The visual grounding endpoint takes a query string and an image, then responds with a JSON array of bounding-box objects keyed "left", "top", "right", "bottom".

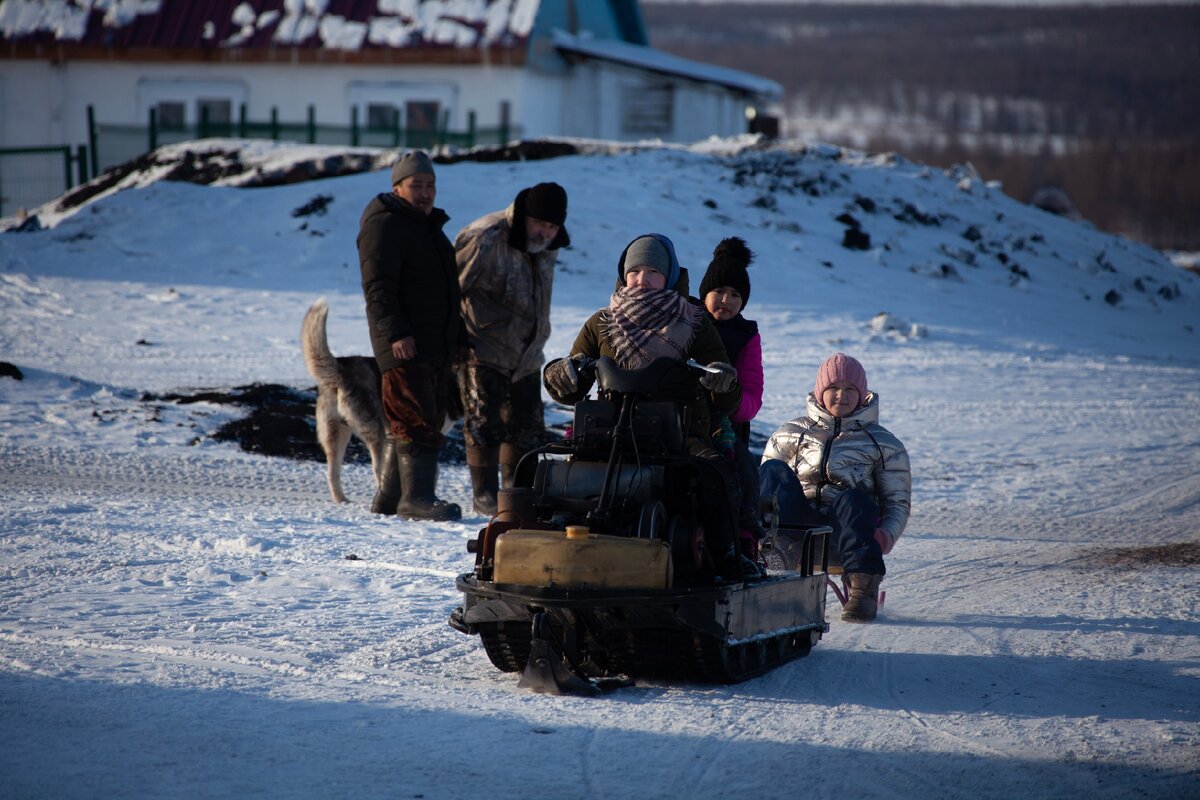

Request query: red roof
[{"left": 0, "top": 1, "right": 535, "bottom": 52}]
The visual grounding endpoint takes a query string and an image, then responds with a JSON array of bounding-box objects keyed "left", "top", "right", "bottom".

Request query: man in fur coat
[{"left": 454, "top": 182, "right": 570, "bottom": 515}]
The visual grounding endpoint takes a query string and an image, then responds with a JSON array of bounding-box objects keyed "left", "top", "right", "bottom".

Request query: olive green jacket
[{"left": 548, "top": 295, "right": 739, "bottom": 440}]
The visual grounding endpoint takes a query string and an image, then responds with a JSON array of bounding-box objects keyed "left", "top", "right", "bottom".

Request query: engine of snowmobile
[{"left": 466, "top": 356, "right": 735, "bottom": 588}]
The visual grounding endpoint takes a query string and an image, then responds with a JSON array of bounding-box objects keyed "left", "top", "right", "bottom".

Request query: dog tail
[{"left": 301, "top": 298, "right": 341, "bottom": 386}]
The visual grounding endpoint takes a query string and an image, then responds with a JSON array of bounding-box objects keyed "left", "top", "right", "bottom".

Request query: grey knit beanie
[
  {"left": 623, "top": 236, "right": 672, "bottom": 277},
  {"left": 391, "top": 151, "right": 435, "bottom": 186}
]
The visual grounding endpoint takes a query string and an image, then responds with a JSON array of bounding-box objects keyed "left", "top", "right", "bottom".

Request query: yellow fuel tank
[{"left": 492, "top": 529, "right": 672, "bottom": 589}]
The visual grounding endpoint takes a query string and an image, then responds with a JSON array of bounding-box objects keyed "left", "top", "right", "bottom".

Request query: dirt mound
[
  {"left": 145, "top": 383, "right": 467, "bottom": 465},
  {"left": 1085, "top": 541, "right": 1200, "bottom": 568}
]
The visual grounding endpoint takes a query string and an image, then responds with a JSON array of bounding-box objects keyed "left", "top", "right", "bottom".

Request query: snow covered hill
[{"left": 1, "top": 137, "right": 1197, "bottom": 799}]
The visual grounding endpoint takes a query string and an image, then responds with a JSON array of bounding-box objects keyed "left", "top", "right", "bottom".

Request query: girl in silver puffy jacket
[{"left": 760, "top": 353, "right": 910, "bottom": 622}]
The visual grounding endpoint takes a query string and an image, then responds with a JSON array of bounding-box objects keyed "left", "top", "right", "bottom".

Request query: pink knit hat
[{"left": 814, "top": 353, "right": 868, "bottom": 408}]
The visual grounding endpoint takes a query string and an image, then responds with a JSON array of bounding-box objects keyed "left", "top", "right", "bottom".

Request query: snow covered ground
[{"left": 1, "top": 137, "right": 1198, "bottom": 799}]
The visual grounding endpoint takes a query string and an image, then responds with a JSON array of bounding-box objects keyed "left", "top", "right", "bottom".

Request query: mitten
[
  {"left": 873, "top": 528, "right": 894, "bottom": 555},
  {"left": 699, "top": 361, "right": 737, "bottom": 394},
  {"left": 543, "top": 356, "right": 579, "bottom": 400}
]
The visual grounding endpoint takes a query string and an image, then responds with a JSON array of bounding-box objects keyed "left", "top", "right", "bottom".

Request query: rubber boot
[
  {"left": 500, "top": 443, "right": 524, "bottom": 489},
  {"left": 841, "top": 573, "right": 883, "bottom": 622},
  {"left": 396, "top": 445, "right": 462, "bottom": 522},
  {"left": 369, "top": 438, "right": 402, "bottom": 515},
  {"left": 466, "top": 445, "right": 500, "bottom": 517}
]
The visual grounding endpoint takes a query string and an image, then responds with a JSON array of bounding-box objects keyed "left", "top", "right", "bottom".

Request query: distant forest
[{"left": 643, "top": 2, "right": 1200, "bottom": 250}]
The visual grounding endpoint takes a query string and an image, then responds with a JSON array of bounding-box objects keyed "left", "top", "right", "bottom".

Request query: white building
[{"left": 0, "top": 1, "right": 780, "bottom": 203}]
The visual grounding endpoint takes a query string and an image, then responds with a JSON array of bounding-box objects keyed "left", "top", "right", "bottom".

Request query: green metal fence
[
  {"left": 0, "top": 144, "right": 89, "bottom": 218},
  {"left": 91, "top": 103, "right": 515, "bottom": 174},
  {"left": 1, "top": 104, "right": 512, "bottom": 218}
]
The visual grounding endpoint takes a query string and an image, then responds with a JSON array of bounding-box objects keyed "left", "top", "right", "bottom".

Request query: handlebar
[{"left": 685, "top": 358, "right": 722, "bottom": 374}]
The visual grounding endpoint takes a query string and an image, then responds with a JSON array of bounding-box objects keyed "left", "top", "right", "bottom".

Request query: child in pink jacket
[
  {"left": 699, "top": 237, "right": 763, "bottom": 445},
  {"left": 698, "top": 237, "right": 765, "bottom": 554}
]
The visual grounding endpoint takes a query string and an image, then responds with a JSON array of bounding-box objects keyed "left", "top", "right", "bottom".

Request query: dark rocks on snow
[
  {"left": 1104, "top": 289, "right": 1122, "bottom": 306},
  {"left": 1133, "top": 277, "right": 1182, "bottom": 301},
  {"left": 853, "top": 195, "right": 877, "bottom": 213},
  {"left": 726, "top": 150, "right": 843, "bottom": 198},
  {"left": 0, "top": 362, "right": 24, "bottom": 380},
  {"left": 1086, "top": 541, "right": 1200, "bottom": 568},
  {"left": 751, "top": 195, "right": 778, "bottom": 211},
  {"left": 438, "top": 140, "right": 580, "bottom": 165},
  {"left": 894, "top": 202, "right": 941, "bottom": 226},
  {"left": 49, "top": 140, "right": 586, "bottom": 220},
  {"left": 842, "top": 228, "right": 871, "bottom": 251},
  {"left": 144, "top": 383, "right": 466, "bottom": 465},
  {"left": 292, "top": 195, "right": 334, "bottom": 218},
  {"left": 54, "top": 148, "right": 249, "bottom": 213},
  {"left": 962, "top": 225, "right": 984, "bottom": 243},
  {"left": 1095, "top": 252, "right": 1118, "bottom": 273},
  {"left": 146, "top": 383, "right": 321, "bottom": 460},
  {"left": 834, "top": 211, "right": 873, "bottom": 250}
]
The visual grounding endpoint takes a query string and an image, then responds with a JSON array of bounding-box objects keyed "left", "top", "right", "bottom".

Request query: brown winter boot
[
  {"left": 841, "top": 573, "right": 883, "bottom": 623},
  {"left": 466, "top": 445, "right": 500, "bottom": 517},
  {"left": 499, "top": 443, "right": 525, "bottom": 489}
]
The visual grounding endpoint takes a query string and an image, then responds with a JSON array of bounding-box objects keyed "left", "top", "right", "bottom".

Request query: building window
[
  {"left": 156, "top": 101, "right": 186, "bottom": 130},
  {"left": 367, "top": 103, "right": 399, "bottom": 131},
  {"left": 621, "top": 82, "right": 674, "bottom": 136},
  {"left": 196, "top": 98, "right": 232, "bottom": 134},
  {"left": 405, "top": 101, "right": 440, "bottom": 132}
]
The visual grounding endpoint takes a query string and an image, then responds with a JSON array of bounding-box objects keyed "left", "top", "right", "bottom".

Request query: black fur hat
[
  {"left": 699, "top": 237, "right": 754, "bottom": 308},
  {"left": 508, "top": 183, "right": 570, "bottom": 252},
  {"left": 523, "top": 182, "right": 567, "bottom": 226}
]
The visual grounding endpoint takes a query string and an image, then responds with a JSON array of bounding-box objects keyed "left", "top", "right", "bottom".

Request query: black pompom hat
[{"left": 699, "top": 236, "right": 754, "bottom": 308}]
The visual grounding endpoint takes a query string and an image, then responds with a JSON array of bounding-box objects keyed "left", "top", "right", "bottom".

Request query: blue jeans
[{"left": 759, "top": 459, "right": 885, "bottom": 575}]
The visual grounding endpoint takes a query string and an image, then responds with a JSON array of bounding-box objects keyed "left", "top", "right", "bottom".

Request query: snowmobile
[{"left": 448, "top": 356, "right": 831, "bottom": 694}]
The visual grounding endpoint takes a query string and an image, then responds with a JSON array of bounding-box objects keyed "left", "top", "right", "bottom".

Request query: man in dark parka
[{"left": 358, "top": 150, "right": 463, "bottom": 521}]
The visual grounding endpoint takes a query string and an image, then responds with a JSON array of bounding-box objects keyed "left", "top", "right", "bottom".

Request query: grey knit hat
[
  {"left": 624, "top": 236, "right": 673, "bottom": 277},
  {"left": 391, "top": 150, "right": 435, "bottom": 186}
]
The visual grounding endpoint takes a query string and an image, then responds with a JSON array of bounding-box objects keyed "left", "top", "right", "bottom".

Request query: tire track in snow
[{"left": 1, "top": 447, "right": 319, "bottom": 504}]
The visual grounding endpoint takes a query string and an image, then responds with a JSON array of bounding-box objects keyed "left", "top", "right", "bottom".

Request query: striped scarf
[{"left": 604, "top": 287, "right": 701, "bottom": 369}]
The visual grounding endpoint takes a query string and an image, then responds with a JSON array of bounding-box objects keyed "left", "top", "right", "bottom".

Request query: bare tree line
[{"left": 644, "top": 2, "right": 1200, "bottom": 250}]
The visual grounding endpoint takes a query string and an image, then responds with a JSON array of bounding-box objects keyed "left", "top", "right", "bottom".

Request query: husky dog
[{"left": 301, "top": 298, "right": 386, "bottom": 503}]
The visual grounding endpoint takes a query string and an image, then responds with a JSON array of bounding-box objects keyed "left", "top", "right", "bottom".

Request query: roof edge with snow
[{"left": 550, "top": 29, "right": 782, "bottom": 101}]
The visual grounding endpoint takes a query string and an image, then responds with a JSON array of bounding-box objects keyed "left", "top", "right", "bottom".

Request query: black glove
[
  {"left": 544, "top": 356, "right": 581, "bottom": 399},
  {"left": 699, "top": 361, "right": 738, "bottom": 394}
]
